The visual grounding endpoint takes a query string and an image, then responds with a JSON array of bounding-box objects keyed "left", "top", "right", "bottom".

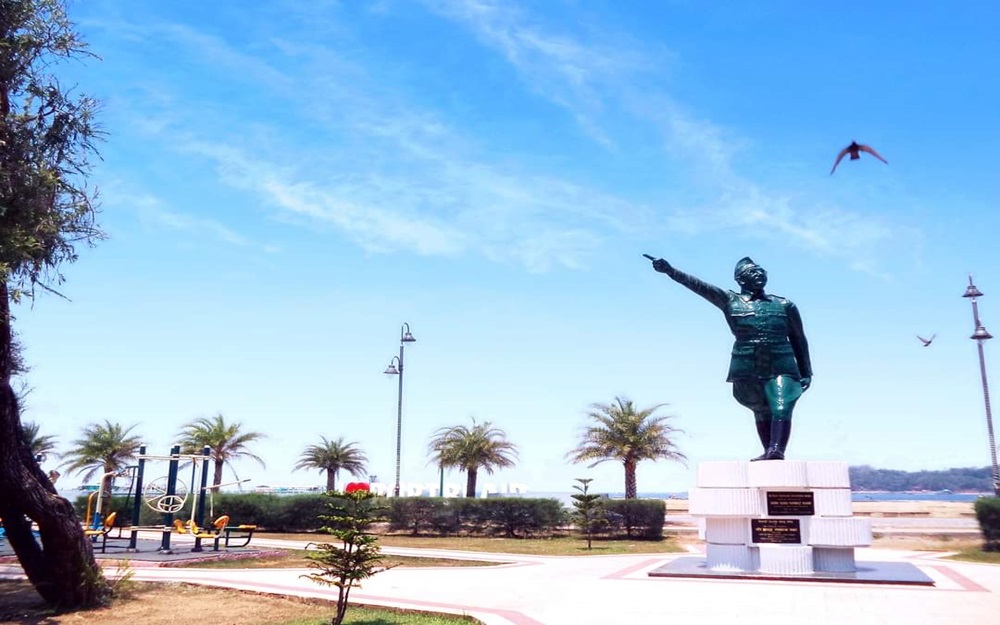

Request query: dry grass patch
[
  {"left": 378, "top": 534, "right": 684, "bottom": 556},
  {"left": 0, "top": 581, "right": 478, "bottom": 624},
  {"left": 871, "top": 533, "right": 982, "bottom": 552},
  {"left": 945, "top": 548, "right": 1000, "bottom": 565},
  {"left": 181, "top": 549, "right": 499, "bottom": 569}
]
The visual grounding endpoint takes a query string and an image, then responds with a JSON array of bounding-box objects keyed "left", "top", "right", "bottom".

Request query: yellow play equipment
[
  {"left": 83, "top": 511, "right": 118, "bottom": 553},
  {"left": 171, "top": 515, "right": 234, "bottom": 551}
]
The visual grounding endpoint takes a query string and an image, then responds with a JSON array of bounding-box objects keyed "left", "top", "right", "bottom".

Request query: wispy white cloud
[
  {"left": 98, "top": 11, "right": 660, "bottom": 271},
  {"left": 103, "top": 2, "right": 916, "bottom": 275},
  {"left": 179, "top": 136, "right": 651, "bottom": 271},
  {"left": 109, "top": 187, "right": 278, "bottom": 253},
  {"left": 428, "top": 0, "right": 917, "bottom": 273}
]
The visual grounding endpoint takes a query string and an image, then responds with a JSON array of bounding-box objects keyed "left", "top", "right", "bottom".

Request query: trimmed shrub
[
  {"left": 974, "top": 496, "right": 1000, "bottom": 551},
  {"left": 278, "top": 495, "right": 330, "bottom": 532},
  {"left": 388, "top": 498, "right": 447, "bottom": 535},
  {"left": 429, "top": 505, "right": 462, "bottom": 536},
  {"left": 213, "top": 493, "right": 284, "bottom": 529},
  {"left": 73, "top": 494, "right": 161, "bottom": 527},
  {"left": 385, "top": 497, "right": 565, "bottom": 537},
  {"left": 479, "top": 498, "right": 566, "bottom": 538},
  {"left": 604, "top": 499, "right": 665, "bottom": 540},
  {"left": 453, "top": 498, "right": 490, "bottom": 536}
]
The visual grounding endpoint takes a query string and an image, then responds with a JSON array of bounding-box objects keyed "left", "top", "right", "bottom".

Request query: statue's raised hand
[{"left": 651, "top": 258, "right": 672, "bottom": 274}]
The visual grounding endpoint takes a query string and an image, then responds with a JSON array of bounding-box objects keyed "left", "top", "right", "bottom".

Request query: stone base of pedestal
[
  {"left": 686, "top": 460, "right": 872, "bottom": 575},
  {"left": 648, "top": 557, "right": 935, "bottom": 586}
]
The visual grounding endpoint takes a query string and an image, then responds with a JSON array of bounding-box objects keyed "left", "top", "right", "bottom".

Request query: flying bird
[
  {"left": 830, "top": 141, "right": 888, "bottom": 175},
  {"left": 917, "top": 334, "right": 936, "bottom": 347}
]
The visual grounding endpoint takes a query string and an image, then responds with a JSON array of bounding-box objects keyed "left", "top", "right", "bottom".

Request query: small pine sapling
[
  {"left": 301, "top": 484, "right": 393, "bottom": 625},
  {"left": 571, "top": 478, "right": 607, "bottom": 550}
]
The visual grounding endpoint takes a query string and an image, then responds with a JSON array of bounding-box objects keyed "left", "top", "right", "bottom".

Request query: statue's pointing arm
[
  {"left": 651, "top": 259, "right": 728, "bottom": 311},
  {"left": 787, "top": 301, "right": 813, "bottom": 384}
]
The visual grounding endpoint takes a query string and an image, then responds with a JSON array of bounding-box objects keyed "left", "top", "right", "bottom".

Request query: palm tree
[
  {"left": 61, "top": 420, "right": 142, "bottom": 497},
  {"left": 567, "top": 396, "right": 686, "bottom": 499},
  {"left": 177, "top": 413, "right": 266, "bottom": 487},
  {"left": 293, "top": 436, "right": 368, "bottom": 492},
  {"left": 428, "top": 418, "right": 518, "bottom": 497},
  {"left": 21, "top": 420, "right": 57, "bottom": 461}
]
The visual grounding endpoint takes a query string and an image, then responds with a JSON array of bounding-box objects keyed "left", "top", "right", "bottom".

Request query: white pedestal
[{"left": 689, "top": 460, "right": 871, "bottom": 574}]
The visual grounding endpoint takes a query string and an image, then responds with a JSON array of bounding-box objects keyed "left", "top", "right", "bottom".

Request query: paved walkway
[{"left": 2, "top": 538, "right": 999, "bottom": 624}]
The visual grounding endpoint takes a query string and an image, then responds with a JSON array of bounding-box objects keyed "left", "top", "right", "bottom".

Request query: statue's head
[{"left": 734, "top": 256, "right": 767, "bottom": 290}]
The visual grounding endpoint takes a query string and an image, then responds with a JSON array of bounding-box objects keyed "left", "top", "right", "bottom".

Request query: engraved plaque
[
  {"left": 751, "top": 518, "right": 802, "bottom": 544},
  {"left": 766, "top": 491, "right": 815, "bottom": 516}
]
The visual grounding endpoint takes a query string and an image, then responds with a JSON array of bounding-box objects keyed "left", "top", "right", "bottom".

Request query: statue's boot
[
  {"left": 750, "top": 419, "right": 771, "bottom": 462},
  {"left": 764, "top": 420, "right": 792, "bottom": 460}
]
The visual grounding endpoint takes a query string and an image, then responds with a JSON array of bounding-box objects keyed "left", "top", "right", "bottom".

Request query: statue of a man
[{"left": 648, "top": 256, "right": 813, "bottom": 461}]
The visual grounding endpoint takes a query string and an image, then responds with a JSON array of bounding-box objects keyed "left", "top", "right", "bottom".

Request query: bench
[
  {"left": 222, "top": 524, "right": 257, "bottom": 548},
  {"left": 177, "top": 515, "right": 232, "bottom": 552}
]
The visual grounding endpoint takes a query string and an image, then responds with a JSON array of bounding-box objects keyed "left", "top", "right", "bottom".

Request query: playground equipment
[
  {"left": 125, "top": 444, "right": 213, "bottom": 554},
  {"left": 75, "top": 444, "right": 255, "bottom": 555},
  {"left": 86, "top": 466, "right": 137, "bottom": 530},
  {"left": 83, "top": 511, "right": 118, "bottom": 554},
  {"left": 172, "top": 514, "right": 233, "bottom": 552}
]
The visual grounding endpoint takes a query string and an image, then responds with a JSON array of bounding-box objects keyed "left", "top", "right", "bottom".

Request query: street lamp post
[
  {"left": 384, "top": 323, "right": 416, "bottom": 498},
  {"left": 963, "top": 275, "right": 1000, "bottom": 497}
]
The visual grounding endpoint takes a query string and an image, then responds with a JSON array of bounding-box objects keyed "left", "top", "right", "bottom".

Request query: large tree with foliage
[
  {"left": 0, "top": 0, "right": 108, "bottom": 608},
  {"left": 177, "top": 413, "right": 266, "bottom": 487},
  {"left": 567, "top": 396, "right": 686, "bottom": 499},
  {"left": 20, "top": 419, "right": 57, "bottom": 459},
  {"left": 294, "top": 436, "right": 368, "bottom": 492},
  {"left": 428, "top": 418, "right": 518, "bottom": 497},
  {"left": 61, "top": 420, "right": 142, "bottom": 497}
]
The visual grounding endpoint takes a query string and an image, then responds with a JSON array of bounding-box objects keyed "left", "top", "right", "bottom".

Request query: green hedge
[
  {"left": 388, "top": 497, "right": 567, "bottom": 537},
  {"left": 974, "top": 496, "right": 1000, "bottom": 551},
  {"left": 73, "top": 495, "right": 162, "bottom": 527},
  {"left": 72, "top": 493, "right": 600, "bottom": 538},
  {"left": 603, "top": 499, "right": 665, "bottom": 540}
]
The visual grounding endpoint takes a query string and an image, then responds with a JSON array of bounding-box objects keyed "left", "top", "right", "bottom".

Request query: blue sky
[{"left": 14, "top": 1, "right": 1000, "bottom": 495}]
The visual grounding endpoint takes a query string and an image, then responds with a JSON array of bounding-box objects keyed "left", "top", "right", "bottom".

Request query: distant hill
[{"left": 849, "top": 465, "right": 993, "bottom": 492}]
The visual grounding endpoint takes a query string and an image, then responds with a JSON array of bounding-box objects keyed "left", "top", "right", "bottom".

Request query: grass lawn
[
  {"left": 0, "top": 581, "right": 479, "bottom": 625},
  {"left": 945, "top": 547, "right": 1000, "bottom": 565},
  {"left": 263, "top": 533, "right": 684, "bottom": 556}
]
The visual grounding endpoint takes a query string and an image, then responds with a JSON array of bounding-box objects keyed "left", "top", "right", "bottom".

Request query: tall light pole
[
  {"left": 384, "top": 322, "right": 416, "bottom": 498},
  {"left": 963, "top": 275, "right": 1000, "bottom": 497}
]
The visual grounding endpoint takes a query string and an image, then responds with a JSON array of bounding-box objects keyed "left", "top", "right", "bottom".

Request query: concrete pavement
[{"left": 2, "top": 538, "right": 999, "bottom": 624}]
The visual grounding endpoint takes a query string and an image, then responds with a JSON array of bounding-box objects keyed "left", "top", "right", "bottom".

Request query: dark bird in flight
[
  {"left": 917, "top": 334, "right": 936, "bottom": 347},
  {"left": 830, "top": 141, "right": 888, "bottom": 175}
]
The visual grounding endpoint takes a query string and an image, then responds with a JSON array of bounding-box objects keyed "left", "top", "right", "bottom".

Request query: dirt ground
[{"left": 0, "top": 582, "right": 334, "bottom": 625}]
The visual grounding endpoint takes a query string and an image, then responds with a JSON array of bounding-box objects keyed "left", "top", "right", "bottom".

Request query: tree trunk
[
  {"left": 624, "top": 458, "right": 637, "bottom": 499},
  {"left": 213, "top": 457, "right": 224, "bottom": 487},
  {"left": 326, "top": 469, "right": 336, "bottom": 492},
  {"left": 0, "top": 283, "right": 109, "bottom": 607},
  {"left": 465, "top": 468, "right": 477, "bottom": 498}
]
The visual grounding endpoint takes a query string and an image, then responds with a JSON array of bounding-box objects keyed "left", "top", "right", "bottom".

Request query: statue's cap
[{"left": 734, "top": 257, "right": 758, "bottom": 279}]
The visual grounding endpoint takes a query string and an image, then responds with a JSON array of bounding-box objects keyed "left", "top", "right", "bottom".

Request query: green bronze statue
[{"left": 646, "top": 255, "right": 813, "bottom": 461}]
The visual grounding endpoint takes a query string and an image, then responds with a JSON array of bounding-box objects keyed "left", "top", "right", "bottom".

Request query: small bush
[
  {"left": 974, "top": 496, "right": 1000, "bottom": 551},
  {"left": 385, "top": 497, "right": 565, "bottom": 537},
  {"left": 278, "top": 495, "right": 330, "bottom": 532},
  {"left": 388, "top": 498, "right": 446, "bottom": 535},
  {"left": 213, "top": 493, "right": 284, "bottom": 529},
  {"left": 604, "top": 499, "right": 665, "bottom": 540},
  {"left": 73, "top": 495, "right": 161, "bottom": 527}
]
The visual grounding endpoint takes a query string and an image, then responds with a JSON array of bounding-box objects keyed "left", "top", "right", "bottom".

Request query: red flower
[{"left": 345, "top": 482, "right": 370, "bottom": 494}]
